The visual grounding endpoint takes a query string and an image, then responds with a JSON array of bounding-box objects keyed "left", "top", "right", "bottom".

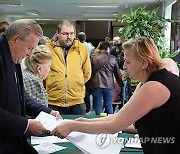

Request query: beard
[{"left": 63, "top": 38, "right": 74, "bottom": 48}]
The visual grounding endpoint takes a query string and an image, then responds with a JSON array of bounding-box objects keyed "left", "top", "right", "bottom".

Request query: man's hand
[
  {"left": 50, "top": 110, "right": 62, "bottom": 119},
  {"left": 27, "top": 119, "right": 48, "bottom": 136},
  {"left": 50, "top": 121, "right": 73, "bottom": 139}
]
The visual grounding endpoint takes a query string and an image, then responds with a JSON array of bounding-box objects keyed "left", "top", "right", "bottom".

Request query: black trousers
[
  {"left": 48, "top": 103, "right": 86, "bottom": 115},
  {"left": 84, "top": 88, "right": 91, "bottom": 113}
]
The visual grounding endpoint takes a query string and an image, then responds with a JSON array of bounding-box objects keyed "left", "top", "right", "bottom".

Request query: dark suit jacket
[{"left": 0, "top": 34, "right": 52, "bottom": 153}]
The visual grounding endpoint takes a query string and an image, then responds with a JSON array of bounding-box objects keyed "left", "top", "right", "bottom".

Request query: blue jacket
[{"left": 0, "top": 34, "right": 51, "bottom": 153}]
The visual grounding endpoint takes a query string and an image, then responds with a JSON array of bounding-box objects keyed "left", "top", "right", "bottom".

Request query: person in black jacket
[
  {"left": 0, "top": 19, "right": 60, "bottom": 154},
  {"left": 110, "top": 36, "right": 124, "bottom": 69}
]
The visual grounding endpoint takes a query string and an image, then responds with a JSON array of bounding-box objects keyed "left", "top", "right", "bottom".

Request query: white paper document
[
  {"left": 31, "top": 136, "right": 69, "bottom": 144},
  {"left": 35, "top": 112, "right": 123, "bottom": 154},
  {"left": 33, "top": 142, "right": 66, "bottom": 154},
  {"left": 67, "top": 132, "right": 122, "bottom": 154},
  {"left": 35, "top": 111, "right": 64, "bottom": 131},
  {"left": 124, "top": 138, "right": 142, "bottom": 149}
]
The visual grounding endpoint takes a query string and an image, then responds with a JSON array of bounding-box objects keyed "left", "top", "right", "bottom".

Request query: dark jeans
[
  {"left": 91, "top": 88, "right": 113, "bottom": 115},
  {"left": 48, "top": 103, "right": 86, "bottom": 115}
]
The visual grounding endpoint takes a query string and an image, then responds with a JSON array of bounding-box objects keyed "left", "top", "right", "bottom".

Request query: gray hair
[
  {"left": 5, "top": 19, "right": 43, "bottom": 41},
  {"left": 25, "top": 45, "right": 51, "bottom": 73},
  {"left": 56, "top": 20, "right": 74, "bottom": 33},
  {"left": 39, "top": 36, "right": 50, "bottom": 45}
]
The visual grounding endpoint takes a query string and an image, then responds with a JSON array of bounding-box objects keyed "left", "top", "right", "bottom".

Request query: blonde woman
[
  {"left": 51, "top": 37, "right": 180, "bottom": 154},
  {"left": 23, "top": 45, "right": 52, "bottom": 106}
]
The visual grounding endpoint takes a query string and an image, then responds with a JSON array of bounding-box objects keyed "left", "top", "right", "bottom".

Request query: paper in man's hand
[{"left": 35, "top": 111, "right": 64, "bottom": 131}]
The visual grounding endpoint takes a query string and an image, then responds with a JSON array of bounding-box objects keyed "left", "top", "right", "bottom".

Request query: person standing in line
[
  {"left": 162, "top": 57, "right": 179, "bottom": 76},
  {"left": 0, "top": 21, "right": 9, "bottom": 35},
  {"left": 46, "top": 20, "right": 91, "bottom": 115},
  {"left": 88, "top": 41, "right": 123, "bottom": 115},
  {"left": 23, "top": 45, "right": 52, "bottom": 107},
  {"left": 51, "top": 37, "right": 180, "bottom": 154},
  {"left": 0, "top": 19, "right": 61, "bottom": 154},
  {"left": 112, "top": 69, "right": 127, "bottom": 113},
  {"left": 105, "top": 36, "right": 111, "bottom": 42},
  {"left": 77, "top": 31, "right": 94, "bottom": 114},
  {"left": 110, "top": 36, "right": 124, "bottom": 69},
  {"left": 77, "top": 32, "right": 94, "bottom": 56}
]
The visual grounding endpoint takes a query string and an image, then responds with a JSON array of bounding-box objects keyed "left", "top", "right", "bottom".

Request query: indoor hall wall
[
  {"left": 0, "top": 15, "right": 12, "bottom": 23},
  {"left": 76, "top": 21, "right": 112, "bottom": 48},
  {"left": 39, "top": 24, "right": 57, "bottom": 39}
]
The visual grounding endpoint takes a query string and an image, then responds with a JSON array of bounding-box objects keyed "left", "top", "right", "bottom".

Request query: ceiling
[
  {"left": 0, "top": 0, "right": 179, "bottom": 24},
  {"left": 0, "top": 0, "right": 163, "bottom": 21}
]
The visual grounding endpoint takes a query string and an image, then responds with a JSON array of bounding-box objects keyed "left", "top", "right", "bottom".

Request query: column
[{"left": 164, "top": 0, "right": 177, "bottom": 51}]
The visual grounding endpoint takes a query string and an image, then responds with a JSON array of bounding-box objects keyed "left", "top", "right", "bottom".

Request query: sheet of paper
[
  {"left": 67, "top": 132, "right": 122, "bottom": 154},
  {"left": 33, "top": 142, "right": 66, "bottom": 154},
  {"left": 74, "top": 144, "right": 91, "bottom": 154},
  {"left": 124, "top": 138, "right": 142, "bottom": 149},
  {"left": 35, "top": 111, "right": 73, "bottom": 131},
  {"left": 31, "top": 136, "right": 69, "bottom": 144},
  {"left": 35, "top": 111, "right": 64, "bottom": 131},
  {"left": 35, "top": 112, "right": 123, "bottom": 154}
]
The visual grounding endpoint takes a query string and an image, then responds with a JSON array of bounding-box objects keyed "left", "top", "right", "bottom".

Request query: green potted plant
[{"left": 116, "top": 6, "right": 179, "bottom": 58}]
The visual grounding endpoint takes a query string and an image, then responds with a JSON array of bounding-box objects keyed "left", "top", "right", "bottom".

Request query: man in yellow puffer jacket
[{"left": 46, "top": 20, "right": 91, "bottom": 115}]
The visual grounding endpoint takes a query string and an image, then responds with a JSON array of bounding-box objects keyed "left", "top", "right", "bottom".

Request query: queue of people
[{"left": 1, "top": 19, "right": 180, "bottom": 154}]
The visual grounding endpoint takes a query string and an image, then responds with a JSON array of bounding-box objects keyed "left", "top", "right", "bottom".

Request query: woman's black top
[{"left": 135, "top": 69, "right": 180, "bottom": 154}]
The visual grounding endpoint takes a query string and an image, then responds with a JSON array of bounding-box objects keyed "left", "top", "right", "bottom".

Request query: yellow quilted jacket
[{"left": 46, "top": 39, "right": 91, "bottom": 107}]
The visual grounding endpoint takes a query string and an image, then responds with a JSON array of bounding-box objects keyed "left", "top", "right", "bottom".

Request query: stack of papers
[
  {"left": 67, "top": 132, "right": 122, "bottom": 154},
  {"left": 33, "top": 142, "right": 66, "bottom": 154},
  {"left": 34, "top": 112, "right": 123, "bottom": 154},
  {"left": 31, "top": 136, "right": 69, "bottom": 144},
  {"left": 124, "top": 135, "right": 142, "bottom": 149},
  {"left": 125, "top": 142, "right": 142, "bottom": 149}
]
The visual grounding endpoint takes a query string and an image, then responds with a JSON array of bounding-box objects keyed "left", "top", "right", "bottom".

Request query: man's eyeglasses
[{"left": 60, "top": 32, "right": 74, "bottom": 37}]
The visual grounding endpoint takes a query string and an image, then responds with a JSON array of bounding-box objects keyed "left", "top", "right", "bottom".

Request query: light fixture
[
  {"left": 75, "top": 3, "right": 119, "bottom": 8},
  {"left": 87, "top": 19, "right": 115, "bottom": 21},
  {"left": 35, "top": 19, "right": 54, "bottom": 21},
  {"left": 77, "top": 5, "right": 119, "bottom": 8},
  {"left": 0, "top": 0, "right": 23, "bottom": 6},
  {"left": 26, "top": 10, "right": 40, "bottom": 16},
  {"left": 83, "top": 13, "right": 117, "bottom": 16}
]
